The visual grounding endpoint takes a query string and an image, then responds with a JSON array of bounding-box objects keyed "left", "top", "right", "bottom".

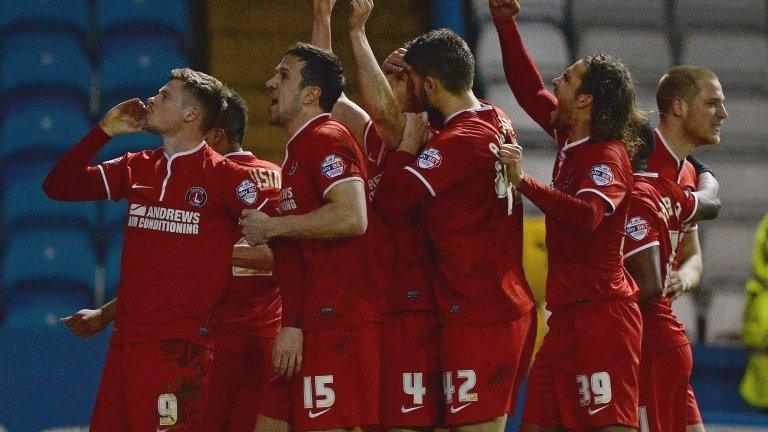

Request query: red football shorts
[
  {"left": 639, "top": 343, "right": 693, "bottom": 432},
  {"left": 687, "top": 384, "right": 703, "bottom": 425},
  {"left": 203, "top": 335, "right": 292, "bottom": 432},
  {"left": 523, "top": 298, "right": 642, "bottom": 430},
  {"left": 379, "top": 311, "right": 441, "bottom": 428},
  {"left": 90, "top": 339, "right": 213, "bottom": 432},
  {"left": 293, "top": 322, "right": 381, "bottom": 431},
  {"left": 440, "top": 310, "right": 536, "bottom": 427}
]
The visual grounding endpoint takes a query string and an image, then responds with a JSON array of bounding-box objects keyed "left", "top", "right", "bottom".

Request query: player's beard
[
  {"left": 552, "top": 100, "right": 576, "bottom": 132},
  {"left": 269, "top": 94, "right": 302, "bottom": 127},
  {"left": 683, "top": 113, "right": 721, "bottom": 146}
]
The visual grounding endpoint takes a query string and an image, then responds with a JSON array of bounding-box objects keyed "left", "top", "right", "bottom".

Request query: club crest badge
[{"left": 185, "top": 186, "right": 207, "bottom": 208}]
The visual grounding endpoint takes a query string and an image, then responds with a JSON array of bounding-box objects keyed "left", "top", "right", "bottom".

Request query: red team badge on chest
[
  {"left": 185, "top": 187, "right": 207, "bottom": 208},
  {"left": 321, "top": 154, "right": 346, "bottom": 178}
]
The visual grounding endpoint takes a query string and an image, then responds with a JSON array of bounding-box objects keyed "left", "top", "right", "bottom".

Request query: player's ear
[
  {"left": 302, "top": 85, "right": 322, "bottom": 107},
  {"left": 424, "top": 76, "right": 438, "bottom": 95},
  {"left": 184, "top": 105, "right": 201, "bottom": 123},
  {"left": 671, "top": 97, "right": 687, "bottom": 118},
  {"left": 576, "top": 93, "right": 592, "bottom": 108}
]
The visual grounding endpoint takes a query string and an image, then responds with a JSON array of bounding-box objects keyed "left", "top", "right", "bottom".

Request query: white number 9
[{"left": 158, "top": 393, "right": 178, "bottom": 426}]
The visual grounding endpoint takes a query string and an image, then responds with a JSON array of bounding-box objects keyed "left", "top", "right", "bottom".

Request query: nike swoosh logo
[
  {"left": 132, "top": 183, "right": 153, "bottom": 189},
  {"left": 367, "top": 153, "right": 377, "bottom": 163},
  {"left": 308, "top": 407, "right": 332, "bottom": 418},
  {"left": 588, "top": 405, "right": 610, "bottom": 416},
  {"left": 401, "top": 405, "right": 424, "bottom": 414},
  {"left": 449, "top": 403, "right": 472, "bottom": 414}
]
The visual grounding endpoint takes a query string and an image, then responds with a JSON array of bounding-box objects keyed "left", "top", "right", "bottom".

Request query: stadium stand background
[{"left": 0, "top": 1, "right": 765, "bottom": 431}]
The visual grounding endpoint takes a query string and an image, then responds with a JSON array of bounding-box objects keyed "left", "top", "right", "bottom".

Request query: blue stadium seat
[
  {"left": 0, "top": 95, "right": 91, "bottom": 157},
  {"left": 0, "top": 31, "right": 91, "bottom": 96},
  {"left": 99, "top": 33, "right": 188, "bottom": 110},
  {"left": 104, "top": 200, "right": 129, "bottom": 227},
  {"left": 1, "top": 286, "right": 91, "bottom": 331},
  {"left": 0, "top": 0, "right": 90, "bottom": 34},
  {"left": 1, "top": 159, "right": 99, "bottom": 227},
  {"left": 104, "top": 229, "right": 124, "bottom": 300},
  {"left": 97, "top": 0, "right": 191, "bottom": 40},
  {"left": 2, "top": 226, "right": 96, "bottom": 293},
  {"left": 96, "top": 132, "right": 162, "bottom": 162}
]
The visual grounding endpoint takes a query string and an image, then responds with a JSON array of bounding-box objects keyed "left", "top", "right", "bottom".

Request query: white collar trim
[
  {"left": 223, "top": 150, "right": 253, "bottom": 158},
  {"left": 561, "top": 135, "right": 590, "bottom": 152},
  {"left": 444, "top": 103, "right": 494, "bottom": 124}
]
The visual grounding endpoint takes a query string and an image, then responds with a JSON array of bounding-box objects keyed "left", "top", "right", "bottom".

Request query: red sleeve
[
  {"left": 43, "top": 125, "right": 115, "bottom": 201},
  {"left": 517, "top": 174, "right": 606, "bottom": 235},
  {"left": 303, "top": 131, "right": 365, "bottom": 199},
  {"left": 271, "top": 238, "right": 303, "bottom": 328},
  {"left": 493, "top": 17, "right": 557, "bottom": 137},
  {"left": 623, "top": 193, "right": 662, "bottom": 259},
  {"left": 573, "top": 147, "right": 631, "bottom": 216},
  {"left": 402, "top": 130, "right": 483, "bottom": 197},
  {"left": 219, "top": 163, "right": 282, "bottom": 218},
  {"left": 372, "top": 150, "right": 428, "bottom": 219}
]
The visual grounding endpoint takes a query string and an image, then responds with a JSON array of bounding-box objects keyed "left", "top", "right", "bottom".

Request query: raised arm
[
  {"left": 311, "top": 0, "right": 371, "bottom": 144},
  {"left": 348, "top": 0, "right": 406, "bottom": 149},
  {"left": 43, "top": 99, "right": 147, "bottom": 201},
  {"left": 490, "top": 0, "right": 557, "bottom": 136}
]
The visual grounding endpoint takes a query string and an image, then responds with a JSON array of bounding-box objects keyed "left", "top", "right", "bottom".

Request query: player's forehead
[
  {"left": 694, "top": 77, "right": 725, "bottom": 101},
  {"left": 276, "top": 54, "right": 306, "bottom": 76}
]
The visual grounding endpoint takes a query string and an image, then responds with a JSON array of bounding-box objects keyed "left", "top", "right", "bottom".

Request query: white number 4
[
  {"left": 403, "top": 372, "right": 426, "bottom": 405},
  {"left": 577, "top": 372, "right": 612, "bottom": 406},
  {"left": 303, "top": 375, "right": 336, "bottom": 409},
  {"left": 157, "top": 393, "right": 178, "bottom": 426}
]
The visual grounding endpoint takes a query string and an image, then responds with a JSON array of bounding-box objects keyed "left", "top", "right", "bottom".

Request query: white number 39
[{"left": 576, "top": 372, "right": 612, "bottom": 406}]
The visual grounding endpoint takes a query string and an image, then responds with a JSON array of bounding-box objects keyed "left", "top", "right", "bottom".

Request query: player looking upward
[
  {"left": 240, "top": 42, "right": 382, "bottom": 432},
  {"left": 44, "top": 69, "right": 279, "bottom": 431},
  {"left": 491, "top": 1, "right": 643, "bottom": 430}
]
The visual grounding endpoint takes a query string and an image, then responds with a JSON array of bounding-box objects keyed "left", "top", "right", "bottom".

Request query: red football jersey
[
  {"left": 214, "top": 151, "right": 282, "bottom": 340},
  {"left": 98, "top": 141, "right": 279, "bottom": 344},
  {"left": 395, "top": 108, "right": 533, "bottom": 325},
  {"left": 624, "top": 173, "right": 695, "bottom": 351},
  {"left": 364, "top": 121, "right": 436, "bottom": 313},
  {"left": 646, "top": 129, "right": 700, "bottom": 267},
  {"left": 544, "top": 137, "right": 637, "bottom": 310},
  {"left": 276, "top": 114, "right": 381, "bottom": 331}
]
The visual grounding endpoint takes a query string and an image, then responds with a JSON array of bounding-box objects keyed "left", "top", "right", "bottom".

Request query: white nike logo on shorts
[
  {"left": 588, "top": 405, "right": 610, "bottom": 416},
  {"left": 308, "top": 407, "right": 332, "bottom": 418},
  {"left": 401, "top": 405, "right": 424, "bottom": 414},
  {"left": 132, "top": 183, "right": 153, "bottom": 189},
  {"left": 449, "top": 403, "right": 472, "bottom": 414}
]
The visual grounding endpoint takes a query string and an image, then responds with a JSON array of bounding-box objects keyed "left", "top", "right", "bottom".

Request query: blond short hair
[{"left": 170, "top": 68, "right": 230, "bottom": 132}]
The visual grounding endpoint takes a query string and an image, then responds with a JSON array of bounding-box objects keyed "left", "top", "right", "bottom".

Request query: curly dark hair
[
  {"left": 215, "top": 90, "right": 248, "bottom": 144},
  {"left": 577, "top": 55, "right": 647, "bottom": 160}
]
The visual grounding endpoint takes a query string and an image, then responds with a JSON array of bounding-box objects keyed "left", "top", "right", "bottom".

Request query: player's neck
[
  {"left": 439, "top": 91, "right": 481, "bottom": 122},
  {"left": 285, "top": 107, "right": 327, "bottom": 137},
  {"left": 162, "top": 128, "right": 205, "bottom": 157},
  {"left": 658, "top": 121, "right": 696, "bottom": 159},
  {"left": 567, "top": 118, "right": 591, "bottom": 143}
]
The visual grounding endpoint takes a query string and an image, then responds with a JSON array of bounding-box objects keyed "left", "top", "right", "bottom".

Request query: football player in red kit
[
  {"left": 491, "top": 1, "right": 644, "bottom": 430},
  {"left": 240, "top": 43, "right": 382, "bottom": 431},
  {"left": 311, "top": 1, "right": 443, "bottom": 429},
  {"left": 373, "top": 28, "right": 535, "bottom": 432},
  {"left": 59, "top": 90, "right": 289, "bottom": 432},
  {"left": 644, "top": 66, "right": 727, "bottom": 432},
  {"left": 44, "top": 69, "right": 280, "bottom": 431}
]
